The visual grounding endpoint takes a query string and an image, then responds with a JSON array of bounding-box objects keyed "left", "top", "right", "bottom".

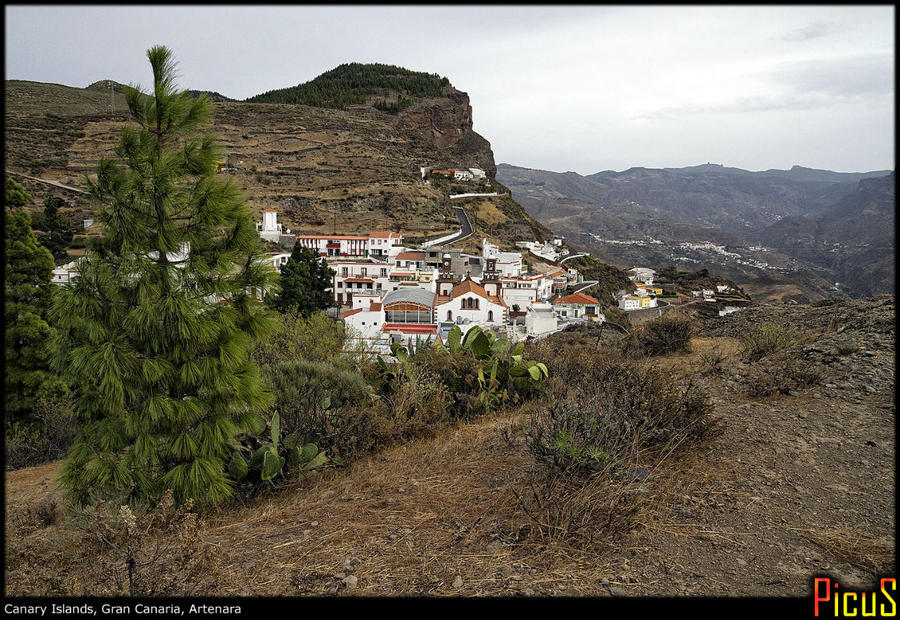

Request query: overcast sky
[{"left": 5, "top": 5, "right": 894, "bottom": 174}]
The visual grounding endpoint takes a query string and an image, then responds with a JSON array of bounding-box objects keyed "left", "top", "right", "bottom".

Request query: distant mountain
[
  {"left": 497, "top": 163, "right": 894, "bottom": 301},
  {"left": 756, "top": 173, "right": 895, "bottom": 297}
]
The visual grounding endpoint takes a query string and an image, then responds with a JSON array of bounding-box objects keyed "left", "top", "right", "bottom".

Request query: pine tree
[
  {"left": 5, "top": 200, "right": 63, "bottom": 424},
  {"left": 38, "top": 196, "right": 74, "bottom": 264},
  {"left": 268, "top": 244, "right": 335, "bottom": 316},
  {"left": 50, "top": 46, "right": 277, "bottom": 508}
]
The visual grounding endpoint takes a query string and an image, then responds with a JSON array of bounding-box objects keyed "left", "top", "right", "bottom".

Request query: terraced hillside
[{"left": 5, "top": 73, "right": 541, "bottom": 249}]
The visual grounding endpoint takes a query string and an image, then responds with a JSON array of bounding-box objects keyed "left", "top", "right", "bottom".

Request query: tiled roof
[
  {"left": 396, "top": 251, "right": 426, "bottom": 260},
  {"left": 343, "top": 308, "right": 363, "bottom": 318},
  {"left": 435, "top": 277, "right": 507, "bottom": 307},
  {"left": 554, "top": 292, "right": 600, "bottom": 305},
  {"left": 343, "top": 277, "right": 374, "bottom": 283}
]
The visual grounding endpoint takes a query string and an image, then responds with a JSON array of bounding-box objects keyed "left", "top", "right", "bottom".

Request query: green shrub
[
  {"left": 251, "top": 311, "right": 346, "bottom": 366},
  {"left": 261, "top": 359, "right": 372, "bottom": 440},
  {"left": 743, "top": 322, "right": 795, "bottom": 361},
  {"left": 635, "top": 312, "right": 693, "bottom": 356}
]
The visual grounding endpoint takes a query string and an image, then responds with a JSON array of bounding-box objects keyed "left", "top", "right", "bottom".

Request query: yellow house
[{"left": 639, "top": 295, "right": 653, "bottom": 308}]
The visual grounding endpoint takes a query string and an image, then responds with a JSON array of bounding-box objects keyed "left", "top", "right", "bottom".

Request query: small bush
[
  {"left": 525, "top": 358, "right": 715, "bottom": 477},
  {"left": 262, "top": 359, "right": 372, "bottom": 442},
  {"left": 78, "top": 490, "right": 216, "bottom": 596},
  {"left": 743, "top": 323, "right": 794, "bottom": 361},
  {"left": 742, "top": 353, "right": 825, "bottom": 397},
  {"left": 635, "top": 312, "right": 693, "bottom": 356},
  {"left": 5, "top": 397, "right": 80, "bottom": 470}
]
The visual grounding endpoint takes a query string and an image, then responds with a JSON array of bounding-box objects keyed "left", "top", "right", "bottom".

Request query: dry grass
[{"left": 799, "top": 528, "right": 895, "bottom": 576}]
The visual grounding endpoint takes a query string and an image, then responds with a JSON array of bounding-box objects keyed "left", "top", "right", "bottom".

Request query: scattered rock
[
  {"left": 600, "top": 578, "right": 610, "bottom": 585},
  {"left": 486, "top": 541, "right": 502, "bottom": 554},
  {"left": 865, "top": 440, "right": 877, "bottom": 447},
  {"left": 609, "top": 587, "right": 627, "bottom": 596},
  {"left": 342, "top": 575, "right": 358, "bottom": 589},
  {"left": 453, "top": 575, "right": 463, "bottom": 589}
]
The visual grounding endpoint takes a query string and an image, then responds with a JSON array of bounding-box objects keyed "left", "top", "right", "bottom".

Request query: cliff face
[{"left": 400, "top": 89, "right": 496, "bottom": 179}]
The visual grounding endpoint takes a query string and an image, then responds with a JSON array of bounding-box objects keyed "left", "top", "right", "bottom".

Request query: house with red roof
[{"left": 553, "top": 292, "right": 603, "bottom": 321}]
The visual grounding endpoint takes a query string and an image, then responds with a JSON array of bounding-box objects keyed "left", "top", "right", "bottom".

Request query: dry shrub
[
  {"left": 742, "top": 352, "right": 826, "bottom": 397},
  {"left": 699, "top": 346, "right": 726, "bottom": 375},
  {"left": 5, "top": 397, "right": 80, "bottom": 470},
  {"left": 77, "top": 489, "right": 218, "bottom": 596},
  {"left": 310, "top": 364, "right": 451, "bottom": 463},
  {"left": 743, "top": 322, "right": 795, "bottom": 361},
  {"left": 517, "top": 353, "right": 717, "bottom": 545},
  {"left": 634, "top": 312, "right": 694, "bottom": 356}
]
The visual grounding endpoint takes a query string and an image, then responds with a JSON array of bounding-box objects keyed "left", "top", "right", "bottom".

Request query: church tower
[
  {"left": 437, "top": 253, "right": 455, "bottom": 297},
  {"left": 482, "top": 257, "right": 500, "bottom": 298}
]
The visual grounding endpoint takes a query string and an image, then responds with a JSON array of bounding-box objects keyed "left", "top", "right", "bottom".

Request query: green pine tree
[
  {"left": 38, "top": 196, "right": 75, "bottom": 264},
  {"left": 268, "top": 244, "right": 335, "bottom": 316},
  {"left": 6, "top": 177, "right": 31, "bottom": 208},
  {"left": 50, "top": 45, "right": 277, "bottom": 508},
  {"left": 5, "top": 199, "right": 65, "bottom": 424}
]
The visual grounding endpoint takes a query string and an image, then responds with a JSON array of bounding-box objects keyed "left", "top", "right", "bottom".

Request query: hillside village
[
  {"left": 49, "top": 156, "right": 756, "bottom": 356},
  {"left": 50, "top": 192, "right": 710, "bottom": 354}
]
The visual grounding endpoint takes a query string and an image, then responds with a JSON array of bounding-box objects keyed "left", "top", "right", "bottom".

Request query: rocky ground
[{"left": 4, "top": 296, "right": 894, "bottom": 598}]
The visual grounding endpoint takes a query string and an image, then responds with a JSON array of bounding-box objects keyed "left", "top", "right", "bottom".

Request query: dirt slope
[{"left": 4, "top": 297, "right": 894, "bottom": 597}]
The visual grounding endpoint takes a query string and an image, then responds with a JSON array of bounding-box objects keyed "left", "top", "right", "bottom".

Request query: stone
[
  {"left": 453, "top": 575, "right": 463, "bottom": 589},
  {"left": 342, "top": 575, "right": 358, "bottom": 588},
  {"left": 609, "top": 587, "right": 627, "bottom": 596}
]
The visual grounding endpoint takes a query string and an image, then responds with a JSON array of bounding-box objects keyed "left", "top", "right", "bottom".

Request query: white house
[
  {"left": 332, "top": 259, "right": 391, "bottom": 306},
  {"left": 626, "top": 267, "right": 657, "bottom": 285},
  {"left": 468, "top": 168, "right": 486, "bottom": 180},
  {"left": 343, "top": 298, "right": 385, "bottom": 343},
  {"left": 554, "top": 292, "right": 603, "bottom": 321},
  {"left": 716, "top": 284, "right": 731, "bottom": 293},
  {"left": 292, "top": 231, "right": 403, "bottom": 258},
  {"left": 482, "top": 238, "right": 522, "bottom": 277},
  {"left": 525, "top": 302, "right": 558, "bottom": 336},
  {"left": 51, "top": 259, "right": 82, "bottom": 285},
  {"left": 453, "top": 169, "right": 474, "bottom": 182},
  {"left": 500, "top": 272, "right": 555, "bottom": 310}
]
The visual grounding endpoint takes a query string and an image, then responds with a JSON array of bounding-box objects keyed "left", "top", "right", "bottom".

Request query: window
[
  {"left": 447, "top": 310, "right": 452, "bottom": 321},
  {"left": 337, "top": 281, "right": 343, "bottom": 288},
  {"left": 361, "top": 268, "right": 367, "bottom": 277},
  {"left": 488, "top": 311, "right": 493, "bottom": 322},
  {"left": 341, "top": 267, "right": 348, "bottom": 276},
  {"left": 381, "top": 268, "right": 387, "bottom": 277}
]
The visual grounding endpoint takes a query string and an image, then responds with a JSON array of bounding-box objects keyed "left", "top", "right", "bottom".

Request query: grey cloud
[
  {"left": 778, "top": 21, "right": 840, "bottom": 42},
  {"left": 767, "top": 53, "right": 894, "bottom": 98},
  {"left": 630, "top": 53, "right": 893, "bottom": 120}
]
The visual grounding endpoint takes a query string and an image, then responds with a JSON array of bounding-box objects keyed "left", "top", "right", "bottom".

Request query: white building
[
  {"left": 626, "top": 267, "right": 657, "bottom": 285},
  {"left": 554, "top": 292, "right": 603, "bottom": 321},
  {"left": 453, "top": 169, "right": 474, "bottom": 182},
  {"left": 482, "top": 238, "right": 522, "bottom": 277},
  {"left": 525, "top": 302, "right": 558, "bottom": 336},
  {"left": 468, "top": 168, "right": 486, "bottom": 180},
  {"left": 434, "top": 276, "right": 507, "bottom": 326},
  {"left": 256, "top": 209, "right": 283, "bottom": 242},
  {"left": 291, "top": 230, "right": 403, "bottom": 258},
  {"left": 51, "top": 259, "right": 81, "bottom": 285},
  {"left": 500, "top": 273, "right": 555, "bottom": 310}
]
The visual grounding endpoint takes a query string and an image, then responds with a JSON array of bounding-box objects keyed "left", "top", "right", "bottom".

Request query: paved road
[
  {"left": 559, "top": 253, "right": 589, "bottom": 264},
  {"left": 571, "top": 280, "right": 599, "bottom": 294},
  {"left": 422, "top": 206, "right": 473, "bottom": 248},
  {"left": 5, "top": 169, "right": 88, "bottom": 195}
]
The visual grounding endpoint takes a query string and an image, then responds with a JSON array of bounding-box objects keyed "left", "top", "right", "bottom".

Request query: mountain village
[{"left": 46, "top": 161, "right": 753, "bottom": 355}]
